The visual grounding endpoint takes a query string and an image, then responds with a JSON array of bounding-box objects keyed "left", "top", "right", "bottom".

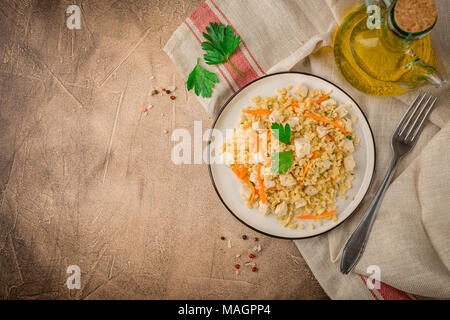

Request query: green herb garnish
[
  {"left": 271, "top": 151, "right": 293, "bottom": 174},
  {"left": 186, "top": 58, "right": 219, "bottom": 98},
  {"left": 346, "top": 135, "right": 353, "bottom": 140},
  {"left": 271, "top": 123, "right": 291, "bottom": 145},
  {"left": 201, "top": 22, "right": 244, "bottom": 76}
]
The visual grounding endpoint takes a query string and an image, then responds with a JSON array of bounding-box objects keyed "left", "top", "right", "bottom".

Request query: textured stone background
[{"left": 0, "top": 0, "right": 327, "bottom": 299}]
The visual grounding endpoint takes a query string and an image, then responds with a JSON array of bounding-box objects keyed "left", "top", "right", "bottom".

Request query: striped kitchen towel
[
  {"left": 164, "top": 0, "right": 334, "bottom": 115},
  {"left": 164, "top": 0, "right": 450, "bottom": 300}
]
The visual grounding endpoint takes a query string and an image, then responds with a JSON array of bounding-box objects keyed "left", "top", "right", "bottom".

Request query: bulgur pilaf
[{"left": 221, "top": 83, "right": 359, "bottom": 229}]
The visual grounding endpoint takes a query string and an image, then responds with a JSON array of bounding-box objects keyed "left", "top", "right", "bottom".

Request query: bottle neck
[{"left": 381, "top": 11, "right": 413, "bottom": 53}]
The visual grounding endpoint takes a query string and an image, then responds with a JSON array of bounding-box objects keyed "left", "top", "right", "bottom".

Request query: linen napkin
[{"left": 164, "top": 0, "right": 450, "bottom": 299}]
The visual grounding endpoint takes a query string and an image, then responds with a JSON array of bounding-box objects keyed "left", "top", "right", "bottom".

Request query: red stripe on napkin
[
  {"left": 359, "top": 274, "right": 411, "bottom": 300},
  {"left": 189, "top": 3, "right": 259, "bottom": 88},
  {"left": 377, "top": 282, "right": 411, "bottom": 300}
]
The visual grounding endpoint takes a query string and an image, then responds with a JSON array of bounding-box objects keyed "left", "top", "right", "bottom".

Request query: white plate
[{"left": 207, "top": 72, "right": 375, "bottom": 239}]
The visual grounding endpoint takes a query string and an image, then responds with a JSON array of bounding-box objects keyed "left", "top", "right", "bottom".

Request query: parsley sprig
[
  {"left": 271, "top": 123, "right": 291, "bottom": 145},
  {"left": 186, "top": 58, "right": 219, "bottom": 98},
  {"left": 272, "top": 151, "right": 293, "bottom": 174},
  {"left": 201, "top": 23, "right": 244, "bottom": 77},
  {"left": 270, "top": 123, "right": 293, "bottom": 173},
  {"left": 187, "top": 22, "right": 244, "bottom": 97}
]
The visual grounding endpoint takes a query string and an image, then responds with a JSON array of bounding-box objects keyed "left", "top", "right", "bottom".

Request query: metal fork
[{"left": 340, "top": 92, "right": 438, "bottom": 275}]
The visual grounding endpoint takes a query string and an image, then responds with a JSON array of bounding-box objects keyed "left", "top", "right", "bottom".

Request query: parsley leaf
[
  {"left": 201, "top": 22, "right": 245, "bottom": 77},
  {"left": 271, "top": 123, "right": 291, "bottom": 145},
  {"left": 272, "top": 151, "right": 293, "bottom": 174},
  {"left": 346, "top": 135, "right": 353, "bottom": 140},
  {"left": 187, "top": 58, "right": 219, "bottom": 98}
]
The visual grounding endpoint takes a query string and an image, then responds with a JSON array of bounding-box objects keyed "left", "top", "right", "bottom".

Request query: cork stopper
[{"left": 394, "top": 0, "right": 438, "bottom": 33}]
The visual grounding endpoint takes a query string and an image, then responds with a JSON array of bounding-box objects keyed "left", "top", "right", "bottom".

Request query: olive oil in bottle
[{"left": 333, "top": 0, "right": 443, "bottom": 96}]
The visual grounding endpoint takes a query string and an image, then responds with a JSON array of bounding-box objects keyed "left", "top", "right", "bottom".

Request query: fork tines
[{"left": 396, "top": 92, "right": 438, "bottom": 143}]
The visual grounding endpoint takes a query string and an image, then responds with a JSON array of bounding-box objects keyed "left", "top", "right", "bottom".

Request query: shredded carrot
[
  {"left": 310, "top": 151, "right": 319, "bottom": 160},
  {"left": 231, "top": 165, "right": 255, "bottom": 206},
  {"left": 331, "top": 178, "right": 337, "bottom": 184},
  {"left": 267, "top": 186, "right": 277, "bottom": 191},
  {"left": 325, "top": 134, "right": 333, "bottom": 142},
  {"left": 286, "top": 103, "right": 299, "bottom": 110},
  {"left": 267, "top": 130, "right": 271, "bottom": 142},
  {"left": 316, "top": 94, "right": 329, "bottom": 104},
  {"left": 302, "top": 161, "right": 310, "bottom": 179},
  {"left": 304, "top": 111, "right": 347, "bottom": 133},
  {"left": 243, "top": 122, "right": 252, "bottom": 129},
  {"left": 242, "top": 109, "right": 272, "bottom": 116},
  {"left": 296, "top": 181, "right": 303, "bottom": 187},
  {"left": 257, "top": 164, "right": 266, "bottom": 204},
  {"left": 296, "top": 210, "right": 337, "bottom": 220},
  {"left": 232, "top": 164, "right": 248, "bottom": 179},
  {"left": 256, "top": 135, "right": 260, "bottom": 152}
]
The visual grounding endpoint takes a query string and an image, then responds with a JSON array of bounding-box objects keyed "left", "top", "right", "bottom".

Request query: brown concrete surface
[{"left": 0, "top": 0, "right": 328, "bottom": 299}]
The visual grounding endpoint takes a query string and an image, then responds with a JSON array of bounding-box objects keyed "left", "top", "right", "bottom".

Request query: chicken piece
[
  {"left": 279, "top": 173, "right": 297, "bottom": 187},
  {"left": 258, "top": 201, "right": 270, "bottom": 216},
  {"left": 335, "top": 105, "right": 349, "bottom": 118},
  {"left": 322, "top": 159, "right": 331, "bottom": 170},
  {"left": 240, "top": 183, "right": 252, "bottom": 201},
  {"left": 344, "top": 155, "right": 356, "bottom": 171},
  {"left": 316, "top": 126, "right": 328, "bottom": 138},
  {"left": 304, "top": 186, "right": 318, "bottom": 196},
  {"left": 262, "top": 166, "right": 275, "bottom": 177},
  {"left": 293, "top": 83, "right": 309, "bottom": 98},
  {"left": 321, "top": 98, "right": 337, "bottom": 107},
  {"left": 274, "top": 201, "right": 288, "bottom": 218},
  {"left": 269, "top": 110, "right": 280, "bottom": 123},
  {"left": 294, "top": 138, "right": 311, "bottom": 159},
  {"left": 342, "top": 118, "right": 353, "bottom": 132},
  {"left": 249, "top": 171, "right": 258, "bottom": 184},
  {"left": 295, "top": 199, "right": 307, "bottom": 209},
  {"left": 252, "top": 120, "right": 265, "bottom": 130},
  {"left": 285, "top": 117, "right": 299, "bottom": 128},
  {"left": 342, "top": 139, "right": 354, "bottom": 153},
  {"left": 263, "top": 176, "right": 275, "bottom": 188}
]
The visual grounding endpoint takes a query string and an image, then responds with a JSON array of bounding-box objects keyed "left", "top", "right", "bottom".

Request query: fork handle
[{"left": 340, "top": 157, "right": 399, "bottom": 274}]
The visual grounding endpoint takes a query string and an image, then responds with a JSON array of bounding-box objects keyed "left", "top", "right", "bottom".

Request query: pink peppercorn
[
  {"left": 252, "top": 267, "right": 258, "bottom": 272},
  {"left": 248, "top": 253, "right": 255, "bottom": 259},
  {"left": 235, "top": 264, "right": 240, "bottom": 269},
  {"left": 170, "top": 96, "right": 176, "bottom": 100}
]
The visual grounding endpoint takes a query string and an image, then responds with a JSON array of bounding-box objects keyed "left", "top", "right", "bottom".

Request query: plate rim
[{"left": 207, "top": 71, "right": 376, "bottom": 240}]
